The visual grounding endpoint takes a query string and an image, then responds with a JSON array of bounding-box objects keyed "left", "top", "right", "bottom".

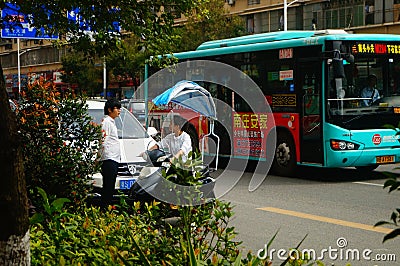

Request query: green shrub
[
  {"left": 16, "top": 79, "right": 101, "bottom": 208},
  {"left": 30, "top": 189, "right": 242, "bottom": 265},
  {"left": 375, "top": 123, "right": 400, "bottom": 242},
  {"left": 375, "top": 173, "right": 400, "bottom": 242},
  {"left": 30, "top": 191, "right": 328, "bottom": 265}
]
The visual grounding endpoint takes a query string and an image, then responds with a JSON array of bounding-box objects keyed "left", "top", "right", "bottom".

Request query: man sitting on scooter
[{"left": 147, "top": 115, "right": 192, "bottom": 162}]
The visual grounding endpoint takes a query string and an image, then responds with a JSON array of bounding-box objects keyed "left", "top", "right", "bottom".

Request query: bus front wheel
[{"left": 272, "top": 132, "right": 296, "bottom": 176}]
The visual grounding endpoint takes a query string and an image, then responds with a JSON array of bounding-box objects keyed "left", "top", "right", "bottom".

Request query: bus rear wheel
[{"left": 272, "top": 132, "right": 296, "bottom": 176}]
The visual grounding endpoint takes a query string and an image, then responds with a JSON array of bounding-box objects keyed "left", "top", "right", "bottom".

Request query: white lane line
[{"left": 352, "top": 181, "right": 384, "bottom": 187}]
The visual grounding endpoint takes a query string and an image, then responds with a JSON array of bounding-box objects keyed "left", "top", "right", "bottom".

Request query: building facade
[
  {"left": 225, "top": 0, "right": 400, "bottom": 34},
  {"left": 1, "top": 0, "right": 400, "bottom": 98}
]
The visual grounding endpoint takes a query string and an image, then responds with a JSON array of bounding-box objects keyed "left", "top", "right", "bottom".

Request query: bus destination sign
[{"left": 351, "top": 43, "right": 400, "bottom": 55}]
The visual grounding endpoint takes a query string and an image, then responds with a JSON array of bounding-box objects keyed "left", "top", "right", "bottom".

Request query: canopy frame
[{"left": 152, "top": 80, "right": 220, "bottom": 170}]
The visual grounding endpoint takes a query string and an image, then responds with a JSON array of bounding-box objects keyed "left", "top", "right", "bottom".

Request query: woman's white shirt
[{"left": 158, "top": 131, "right": 192, "bottom": 162}]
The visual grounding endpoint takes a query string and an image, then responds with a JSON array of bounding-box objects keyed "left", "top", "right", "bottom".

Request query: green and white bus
[{"left": 145, "top": 30, "right": 400, "bottom": 176}]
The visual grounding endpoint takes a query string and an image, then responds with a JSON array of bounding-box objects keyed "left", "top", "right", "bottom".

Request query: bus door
[{"left": 298, "top": 60, "right": 323, "bottom": 164}]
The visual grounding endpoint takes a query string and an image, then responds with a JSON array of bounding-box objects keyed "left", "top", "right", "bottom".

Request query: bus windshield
[{"left": 326, "top": 41, "right": 400, "bottom": 130}]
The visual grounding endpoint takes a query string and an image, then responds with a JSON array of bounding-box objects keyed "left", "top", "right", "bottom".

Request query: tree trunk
[{"left": 0, "top": 65, "right": 30, "bottom": 265}]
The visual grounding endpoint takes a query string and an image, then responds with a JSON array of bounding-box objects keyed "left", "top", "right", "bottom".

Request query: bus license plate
[
  {"left": 120, "top": 179, "right": 135, "bottom": 190},
  {"left": 376, "top": 155, "right": 395, "bottom": 164}
]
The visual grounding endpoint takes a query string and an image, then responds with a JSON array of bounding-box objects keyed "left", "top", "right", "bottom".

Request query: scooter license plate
[{"left": 119, "top": 179, "right": 136, "bottom": 190}]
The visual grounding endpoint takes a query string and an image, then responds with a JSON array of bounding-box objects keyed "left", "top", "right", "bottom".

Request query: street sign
[
  {"left": 67, "top": 8, "right": 92, "bottom": 32},
  {"left": 1, "top": 3, "right": 58, "bottom": 39},
  {"left": 67, "top": 7, "right": 121, "bottom": 33}
]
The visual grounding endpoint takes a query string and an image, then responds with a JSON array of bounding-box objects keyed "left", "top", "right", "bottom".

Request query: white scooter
[{"left": 128, "top": 146, "right": 215, "bottom": 205}]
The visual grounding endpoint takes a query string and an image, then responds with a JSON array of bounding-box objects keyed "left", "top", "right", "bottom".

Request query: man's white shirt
[{"left": 100, "top": 115, "right": 121, "bottom": 162}]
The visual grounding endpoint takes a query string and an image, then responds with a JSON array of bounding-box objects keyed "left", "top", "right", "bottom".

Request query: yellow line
[{"left": 257, "top": 207, "right": 392, "bottom": 234}]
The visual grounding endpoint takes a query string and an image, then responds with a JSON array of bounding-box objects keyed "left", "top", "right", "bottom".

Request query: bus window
[{"left": 326, "top": 43, "right": 400, "bottom": 130}]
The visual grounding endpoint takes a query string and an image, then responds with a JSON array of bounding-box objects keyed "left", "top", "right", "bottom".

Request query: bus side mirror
[{"left": 333, "top": 58, "right": 345, "bottom": 78}]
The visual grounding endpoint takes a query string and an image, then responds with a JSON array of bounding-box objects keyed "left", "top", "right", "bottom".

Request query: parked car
[
  {"left": 87, "top": 100, "right": 156, "bottom": 197},
  {"left": 121, "top": 99, "right": 146, "bottom": 126}
]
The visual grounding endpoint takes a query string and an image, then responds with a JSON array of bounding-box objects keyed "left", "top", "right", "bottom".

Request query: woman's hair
[
  {"left": 172, "top": 115, "right": 186, "bottom": 128},
  {"left": 182, "top": 121, "right": 200, "bottom": 155},
  {"left": 104, "top": 98, "right": 121, "bottom": 115}
]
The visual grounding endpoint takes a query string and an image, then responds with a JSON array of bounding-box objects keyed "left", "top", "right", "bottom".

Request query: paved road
[{"left": 216, "top": 163, "right": 400, "bottom": 265}]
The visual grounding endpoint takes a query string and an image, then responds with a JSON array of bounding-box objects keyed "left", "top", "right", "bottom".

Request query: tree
[
  {"left": 0, "top": 66, "right": 30, "bottom": 265},
  {"left": 106, "top": 36, "right": 148, "bottom": 87},
  {"left": 61, "top": 52, "right": 103, "bottom": 97},
  {"left": 173, "top": 0, "right": 246, "bottom": 52},
  {"left": 16, "top": 79, "right": 102, "bottom": 208},
  {"left": 0, "top": 1, "right": 199, "bottom": 264},
  {"left": 103, "top": 0, "right": 246, "bottom": 86}
]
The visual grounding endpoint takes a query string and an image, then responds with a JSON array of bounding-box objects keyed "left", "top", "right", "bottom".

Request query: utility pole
[
  {"left": 283, "top": 0, "right": 303, "bottom": 31},
  {"left": 17, "top": 38, "right": 31, "bottom": 97},
  {"left": 103, "top": 56, "right": 107, "bottom": 99}
]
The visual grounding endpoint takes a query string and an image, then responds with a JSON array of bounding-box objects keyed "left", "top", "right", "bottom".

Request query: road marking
[
  {"left": 257, "top": 207, "right": 392, "bottom": 234},
  {"left": 352, "top": 181, "right": 384, "bottom": 187}
]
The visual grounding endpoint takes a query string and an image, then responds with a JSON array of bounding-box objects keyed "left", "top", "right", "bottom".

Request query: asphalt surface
[{"left": 218, "top": 163, "right": 400, "bottom": 266}]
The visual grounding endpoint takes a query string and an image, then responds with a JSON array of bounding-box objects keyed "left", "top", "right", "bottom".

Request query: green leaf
[
  {"left": 390, "top": 211, "right": 399, "bottom": 224},
  {"left": 29, "top": 213, "right": 44, "bottom": 225},
  {"left": 267, "top": 229, "right": 279, "bottom": 250},
  {"left": 188, "top": 235, "right": 198, "bottom": 266},
  {"left": 383, "top": 228, "right": 400, "bottom": 243},
  {"left": 52, "top": 198, "right": 71, "bottom": 212},
  {"left": 233, "top": 252, "right": 242, "bottom": 266},
  {"left": 279, "top": 234, "right": 308, "bottom": 266},
  {"left": 36, "top": 187, "right": 51, "bottom": 215},
  {"left": 383, "top": 124, "right": 396, "bottom": 130},
  {"left": 375, "top": 221, "right": 391, "bottom": 227},
  {"left": 129, "top": 233, "right": 151, "bottom": 266}
]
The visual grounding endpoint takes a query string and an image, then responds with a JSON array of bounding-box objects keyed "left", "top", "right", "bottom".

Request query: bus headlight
[
  {"left": 330, "top": 139, "right": 360, "bottom": 150},
  {"left": 346, "top": 142, "right": 355, "bottom": 150},
  {"left": 339, "top": 141, "right": 346, "bottom": 150}
]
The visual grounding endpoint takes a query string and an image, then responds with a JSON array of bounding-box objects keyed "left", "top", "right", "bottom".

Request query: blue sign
[
  {"left": 67, "top": 7, "right": 121, "bottom": 33},
  {"left": 67, "top": 8, "right": 92, "bottom": 32},
  {"left": 1, "top": 3, "right": 58, "bottom": 39}
]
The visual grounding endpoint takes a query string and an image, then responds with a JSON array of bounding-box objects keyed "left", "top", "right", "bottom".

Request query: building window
[
  {"left": 248, "top": 0, "right": 260, "bottom": 5},
  {"left": 325, "top": 4, "right": 364, "bottom": 29},
  {"left": 260, "top": 12, "right": 269, "bottom": 32},
  {"left": 365, "top": 0, "right": 374, "bottom": 25},
  {"left": 394, "top": 0, "right": 400, "bottom": 22},
  {"left": 247, "top": 15, "right": 254, "bottom": 33},
  {"left": 353, "top": 5, "right": 364, "bottom": 26}
]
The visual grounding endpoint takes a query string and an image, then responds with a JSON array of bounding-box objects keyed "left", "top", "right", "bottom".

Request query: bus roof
[
  {"left": 171, "top": 30, "right": 400, "bottom": 60},
  {"left": 196, "top": 30, "right": 347, "bottom": 50}
]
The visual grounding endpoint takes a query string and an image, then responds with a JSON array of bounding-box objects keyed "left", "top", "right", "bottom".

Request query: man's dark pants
[{"left": 101, "top": 159, "right": 119, "bottom": 206}]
